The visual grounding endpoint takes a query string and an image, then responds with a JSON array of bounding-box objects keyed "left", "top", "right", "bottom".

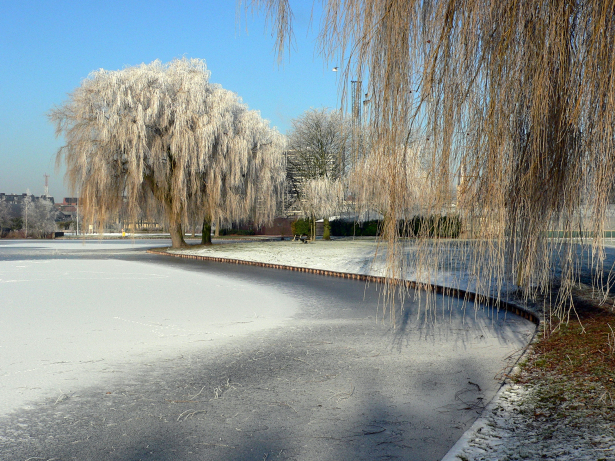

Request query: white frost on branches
[
  {"left": 348, "top": 143, "right": 429, "bottom": 218},
  {"left": 287, "top": 108, "right": 349, "bottom": 181},
  {"left": 49, "top": 58, "right": 285, "bottom": 247},
  {"left": 300, "top": 177, "right": 345, "bottom": 220},
  {"left": 286, "top": 108, "right": 349, "bottom": 218},
  {"left": 22, "top": 199, "right": 56, "bottom": 237},
  {"left": 0, "top": 200, "right": 10, "bottom": 229}
]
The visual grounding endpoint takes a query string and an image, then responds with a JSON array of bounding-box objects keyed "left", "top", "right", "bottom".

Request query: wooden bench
[{"left": 293, "top": 234, "right": 309, "bottom": 243}]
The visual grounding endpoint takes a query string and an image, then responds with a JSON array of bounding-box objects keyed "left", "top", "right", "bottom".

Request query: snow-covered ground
[
  {"left": 170, "top": 239, "right": 387, "bottom": 275},
  {"left": 0, "top": 238, "right": 171, "bottom": 251},
  {"left": 442, "top": 382, "right": 615, "bottom": 461},
  {"left": 169, "top": 238, "right": 527, "bottom": 314},
  {"left": 1, "top": 237, "right": 608, "bottom": 459},
  {"left": 0, "top": 252, "right": 299, "bottom": 416}
]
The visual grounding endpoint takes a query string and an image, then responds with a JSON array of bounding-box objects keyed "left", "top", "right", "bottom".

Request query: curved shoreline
[
  {"left": 148, "top": 247, "right": 540, "bottom": 325},
  {"left": 149, "top": 246, "right": 540, "bottom": 461}
]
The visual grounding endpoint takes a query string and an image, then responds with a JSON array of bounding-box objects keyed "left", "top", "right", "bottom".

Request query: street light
[{"left": 23, "top": 195, "right": 31, "bottom": 238}]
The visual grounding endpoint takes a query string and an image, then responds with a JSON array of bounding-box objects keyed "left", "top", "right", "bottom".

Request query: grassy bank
[{"left": 515, "top": 289, "right": 615, "bottom": 430}]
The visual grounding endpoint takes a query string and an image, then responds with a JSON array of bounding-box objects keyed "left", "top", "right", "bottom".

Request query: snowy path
[{"left": 0, "top": 240, "right": 535, "bottom": 460}]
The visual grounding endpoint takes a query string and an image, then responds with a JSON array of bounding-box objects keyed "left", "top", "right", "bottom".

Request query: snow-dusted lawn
[
  {"left": 171, "top": 239, "right": 388, "bottom": 275},
  {"left": 0, "top": 253, "right": 299, "bottom": 416},
  {"left": 171, "top": 238, "right": 493, "bottom": 300},
  {"left": 0, "top": 238, "right": 171, "bottom": 251}
]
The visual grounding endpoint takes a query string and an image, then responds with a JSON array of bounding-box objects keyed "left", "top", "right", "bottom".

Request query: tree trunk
[
  {"left": 214, "top": 216, "right": 220, "bottom": 237},
  {"left": 323, "top": 217, "right": 331, "bottom": 240},
  {"left": 201, "top": 216, "right": 212, "bottom": 245},
  {"left": 311, "top": 215, "right": 316, "bottom": 241},
  {"left": 145, "top": 177, "right": 187, "bottom": 249},
  {"left": 169, "top": 221, "right": 188, "bottom": 248}
]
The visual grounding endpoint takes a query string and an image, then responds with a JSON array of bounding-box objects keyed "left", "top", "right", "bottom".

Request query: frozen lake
[
  {"left": 0, "top": 239, "right": 536, "bottom": 460},
  {"left": 0, "top": 243, "right": 300, "bottom": 415}
]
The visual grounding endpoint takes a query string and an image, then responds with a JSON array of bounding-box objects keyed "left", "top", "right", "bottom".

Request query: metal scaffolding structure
[{"left": 351, "top": 80, "right": 362, "bottom": 167}]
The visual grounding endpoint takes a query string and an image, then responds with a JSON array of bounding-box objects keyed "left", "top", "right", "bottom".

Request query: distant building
[
  {"left": 0, "top": 193, "right": 55, "bottom": 218},
  {"left": 55, "top": 197, "right": 79, "bottom": 220}
]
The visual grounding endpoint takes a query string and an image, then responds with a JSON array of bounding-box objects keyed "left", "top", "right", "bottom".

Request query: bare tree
[
  {"left": 287, "top": 108, "right": 350, "bottom": 239},
  {"left": 21, "top": 196, "right": 32, "bottom": 238},
  {"left": 249, "top": 0, "right": 615, "bottom": 322},
  {"left": 50, "top": 58, "right": 285, "bottom": 248}
]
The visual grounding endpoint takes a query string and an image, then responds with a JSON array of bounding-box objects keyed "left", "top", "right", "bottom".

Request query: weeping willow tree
[
  {"left": 250, "top": 0, "right": 615, "bottom": 325},
  {"left": 348, "top": 143, "right": 432, "bottom": 221},
  {"left": 300, "top": 176, "right": 345, "bottom": 239},
  {"left": 50, "top": 58, "right": 285, "bottom": 248}
]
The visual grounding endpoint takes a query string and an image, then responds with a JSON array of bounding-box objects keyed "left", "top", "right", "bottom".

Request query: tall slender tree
[{"left": 50, "top": 58, "right": 285, "bottom": 248}]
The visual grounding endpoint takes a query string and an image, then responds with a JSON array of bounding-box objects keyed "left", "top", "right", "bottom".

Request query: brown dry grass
[{"left": 516, "top": 292, "right": 615, "bottom": 418}]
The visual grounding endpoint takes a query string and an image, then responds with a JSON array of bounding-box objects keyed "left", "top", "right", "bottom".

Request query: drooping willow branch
[
  {"left": 50, "top": 58, "right": 285, "bottom": 248},
  {"left": 250, "top": 0, "right": 615, "bottom": 325}
]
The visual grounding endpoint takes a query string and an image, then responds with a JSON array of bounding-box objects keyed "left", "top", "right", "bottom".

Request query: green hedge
[
  {"left": 406, "top": 215, "right": 462, "bottom": 238},
  {"left": 330, "top": 219, "right": 381, "bottom": 236},
  {"left": 330, "top": 215, "right": 462, "bottom": 238},
  {"left": 218, "top": 228, "right": 255, "bottom": 236}
]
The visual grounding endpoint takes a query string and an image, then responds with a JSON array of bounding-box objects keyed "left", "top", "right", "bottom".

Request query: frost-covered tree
[
  {"left": 0, "top": 200, "right": 9, "bottom": 225},
  {"left": 24, "top": 200, "right": 56, "bottom": 238},
  {"left": 0, "top": 200, "right": 11, "bottom": 236},
  {"left": 287, "top": 108, "right": 349, "bottom": 239},
  {"left": 50, "top": 58, "right": 285, "bottom": 248},
  {"left": 300, "top": 177, "right": 344, "bottom": 239},
  {"left": 21, "top": 196, "right": 32, "bottom": 238}
]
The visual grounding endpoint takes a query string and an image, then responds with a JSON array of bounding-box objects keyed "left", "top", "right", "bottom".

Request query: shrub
[
  {"left": 291, "top": 218, "right": 312, "bottom": 236},
  {"left": 330, "top": 219, "right": 381, "bottom": 237},
  {"left": 3, "top": 229, "right": 26, "bottom": 239},
  {"left": 406, "top": 215, "right": 462, "bottom": 238}
]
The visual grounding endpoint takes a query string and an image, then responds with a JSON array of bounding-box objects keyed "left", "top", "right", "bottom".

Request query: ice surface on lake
[
  {"left": 0, "top": 257, "right": 299, "bottom": 415},
  {"left": 0, "top": 238, "right": 170, "bottom": 251}
]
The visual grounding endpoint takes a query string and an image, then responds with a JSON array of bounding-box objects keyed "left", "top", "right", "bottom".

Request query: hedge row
[
  {"left": 218, "top": 228, "right": 256, "bottom": 236},
  {"left": 330, "top": 219, "right": 380, "bottom": 236},
  {"left": 328, "top": 215, "right": 462, "bottom": 238},
  {"left": 405, "top": 215, "right": 462, "bottom": 238}
]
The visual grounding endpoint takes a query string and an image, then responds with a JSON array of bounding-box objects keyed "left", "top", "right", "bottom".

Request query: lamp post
[
  {"left": 23, "top": 195, "right": 31, "bottom": 238},
  {"left": 75, "top": 201, "right": 79, "bottom": 236}
]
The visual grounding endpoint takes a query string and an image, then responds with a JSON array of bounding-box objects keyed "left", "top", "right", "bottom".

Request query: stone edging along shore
[{"left": 147, "top": 248, "right": 540, "bottom": 325}]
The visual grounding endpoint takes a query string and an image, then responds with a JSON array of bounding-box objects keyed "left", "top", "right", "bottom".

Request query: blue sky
[{"left": 0, "top": 1, "right": 341, "bottom": 199}]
